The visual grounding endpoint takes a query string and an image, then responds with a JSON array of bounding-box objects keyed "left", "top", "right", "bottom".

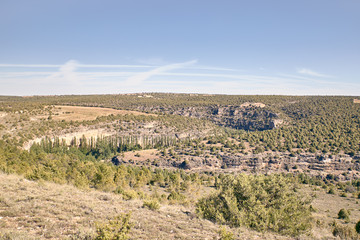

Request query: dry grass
[
  {"left": 47, "top": 105, "right": 155, "bottom": 122},
  {"left": 310, "top": 186, "right": 360, "bottom": 223},
  {"left": 2, "top": 172, "right": 357, "bottom": 239},
  {"left": 0, "top": 173, "right": 255, "bottom": 239},
  {"left": 302, "top": 185, "right": 360, "bottom": 239}
]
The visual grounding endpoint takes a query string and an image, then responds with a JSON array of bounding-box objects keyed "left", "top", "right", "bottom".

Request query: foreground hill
[
  {"left": 0, "top": 172, "right": 291, "bottom": 240},
  {"left": 2, "top": 172, "right": 360, "bottom": 239}
]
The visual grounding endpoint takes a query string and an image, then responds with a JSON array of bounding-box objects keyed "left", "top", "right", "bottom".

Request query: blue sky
[{"left": 0, "top": 0, "right": 359, "bottom": 96}]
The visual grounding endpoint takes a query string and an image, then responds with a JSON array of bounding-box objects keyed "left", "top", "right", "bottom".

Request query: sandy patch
[
  {"left": 0, "top": 112, "right": 7, "bottom": 118},
  {"left": 240, "top": 102, "right": 265, "bottom": 108}
]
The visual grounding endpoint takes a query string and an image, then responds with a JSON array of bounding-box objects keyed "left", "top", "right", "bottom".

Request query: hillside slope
[{"left": 0, "top": 173, "right": 291, "bottom": 240}]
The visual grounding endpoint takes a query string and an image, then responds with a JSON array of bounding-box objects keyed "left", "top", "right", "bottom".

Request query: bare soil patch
[
  {"left": 0, "top": 112, "right": 7, "bottom": 118},
  {"left": 122, "top": 149, "right": 160, "bottom": 162},
  {"left": 240, "top": 102, "right": 266, "bottom": 108}
]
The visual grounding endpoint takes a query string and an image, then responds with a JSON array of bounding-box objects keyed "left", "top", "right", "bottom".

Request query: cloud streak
[
  {"left": 1, "top": 60, "right": 358, "bottom": 96},
  {"left": 0, "top": 62, "right": 236, "bottom": 72},
  {"left": 124, "top": 59, "right": 198, "bottom": 86},
  {"left": 0, "top": 63, "right": 153, "bottom": 68},
  {"left": 297, "top": 68, "right": 332, "bottom": 78}
]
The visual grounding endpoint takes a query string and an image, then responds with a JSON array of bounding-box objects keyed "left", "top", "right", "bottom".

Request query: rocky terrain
[
  {"left": 134, "top": 103, "right": 283, "bottom": 131},
  {"left": 111, "top": 147, "right": 360, "bottom": 180}
]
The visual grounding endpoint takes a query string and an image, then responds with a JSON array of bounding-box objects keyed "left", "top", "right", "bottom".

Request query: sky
[{"left": 0, "top": 0, "right": 359, "bottom": 96}]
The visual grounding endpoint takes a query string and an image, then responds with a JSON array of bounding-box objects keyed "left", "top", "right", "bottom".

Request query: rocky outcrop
[
  {"left": 219, "top": 153, "right": 360, "bottom": 179},
  {"left": 269, "top": 119, "right": 284, "bottom": 129},
  {"left": 135, "top": 104, "right": 283, "bottom": 131},
  {"left": 208, "top": 105, "right": 279, "bottom": 130}
]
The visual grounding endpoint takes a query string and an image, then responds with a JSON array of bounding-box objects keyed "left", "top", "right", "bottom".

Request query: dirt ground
[{"left": 122, "top": 149, "right": 160, "bottom": 162}]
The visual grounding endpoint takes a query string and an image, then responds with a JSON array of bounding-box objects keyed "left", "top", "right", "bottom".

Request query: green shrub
[
  {"left": 121, "top": 189, "right": 138, "bottom": 200},
  {"left": 218, "top": 226, "right": 234, "bottom": 240},
  {"left": 328, "top": 187, "right": 335, "bottom": 194},
  {"left": 196, "top": 174, "right": 312, "bottom": 236},
  {"left": 340, "top": 192, "right": 348, "bottom": 198},
  {"left": 338, "top": 209, "right": 350, "bottom": 222},
  {"left": 142, "top": 200, "right": 160, "bottom": 211},
  {"left": 356, "top": 220, "right": 360, "bottom": 234},
  {"left": 95, "top": 213, "right": 132, "bottom": 240},
  {"left": 167, "top": 191, "right": 186, "bottom": 202}
]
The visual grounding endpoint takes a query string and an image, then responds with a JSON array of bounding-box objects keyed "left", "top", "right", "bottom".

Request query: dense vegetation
[
  {"left": 197, "top": 174, "right": 312, "bottom": 236},
  {"left": 0, "top": 139, "right": 213, "bottom": 204},
  {"left": 1, "top": 94, "right": 359, "bottom": 154}
]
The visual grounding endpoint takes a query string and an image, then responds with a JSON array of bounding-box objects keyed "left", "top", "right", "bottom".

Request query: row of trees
[{"left": 32, "top": 134, "right": 182, "bottom": 160}]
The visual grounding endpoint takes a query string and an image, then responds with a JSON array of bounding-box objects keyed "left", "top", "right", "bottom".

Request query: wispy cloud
[
  {"left": 136, "top": 57, "right": 168, "bottom": 66},
  {"left": 45, "top": 60, "right": 81, "bottom": 84},
  {"left": 0, "top": 63, "right": 152, "bottom": 68},
  {"left": 124, "top": 59, "right": 198, "bottom": 86},
  {"left": 0, "top": 64, "right": 61, "bottom": 68},
  {"left": 79, "top": 64, "right": 152, "bottom": 68},
  {"left": 0, "top": 61, "right": 235, "bottom": 72},
  {"left": 0, "top": 60, "right": 358, "bottom": 96},
  {"left": 297, "top": 68, "right": 332, "bottom": 78},
  {"left": 185, "top": 65, "right": 238, "bottom": 71}
]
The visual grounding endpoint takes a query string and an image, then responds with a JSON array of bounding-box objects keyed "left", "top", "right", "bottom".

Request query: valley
[{"left": 1, "top": 93, "right": 360, "bottom": 239}]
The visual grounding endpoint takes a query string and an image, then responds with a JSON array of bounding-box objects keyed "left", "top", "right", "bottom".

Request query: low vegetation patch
[
  {"left": 142, "top": 200, "right": 161, "bottom": 211},
  {"left": 196, "top": 174, "right": 312, "bottom": 236},
  {"left": 95, "top": 213, "right": 133, "bottom": 240}
]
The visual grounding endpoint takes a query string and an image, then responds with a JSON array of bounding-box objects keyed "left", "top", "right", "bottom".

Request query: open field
[{"left": 49, "top": 105, "right": 155, "bottom": 121}]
